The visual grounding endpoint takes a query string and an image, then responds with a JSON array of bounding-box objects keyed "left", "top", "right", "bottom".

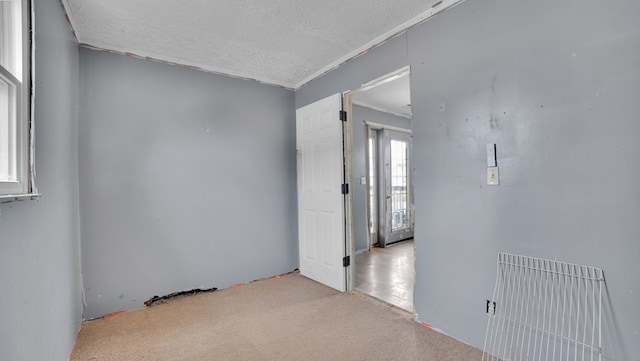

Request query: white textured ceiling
[
  {"left": 352, "top": 72, "right": 411, "bottom": 118},
  {"left": 62, "top": 0, "right": 459, "bottom": 89}
]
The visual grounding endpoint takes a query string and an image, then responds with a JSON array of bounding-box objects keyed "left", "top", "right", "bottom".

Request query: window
[
  {"left": 389, "top": 139, "right": 409, "bottom": 231},
  {"left": 0, "top": 0, "right": 31, "bottom": 196}
]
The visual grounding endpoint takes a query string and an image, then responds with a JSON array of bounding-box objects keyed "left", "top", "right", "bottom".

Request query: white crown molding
[
  {"left": 59, "top": 0, "right": 466, "bottom": 90},
  {"left": 353, "top": 101, "right": 411, "bottom": 119},
  {"left": 59, "top": 0, "right": 80, "bottom": 43},
  {"left": 293, "top": 0, "right": 466, "bottom": 89},
  {"left": 78, "top": 42, "right": 295, "bottom": 89}
]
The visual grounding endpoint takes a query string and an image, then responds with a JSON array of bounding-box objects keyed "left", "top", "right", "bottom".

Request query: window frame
[{"left": 0, "top": 0, "right": 33, "bottom": 198}]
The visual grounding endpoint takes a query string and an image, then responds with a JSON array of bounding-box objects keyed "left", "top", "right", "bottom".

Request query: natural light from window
[{"left": 0, "top": 0, "right": 30, "bottom": 196}]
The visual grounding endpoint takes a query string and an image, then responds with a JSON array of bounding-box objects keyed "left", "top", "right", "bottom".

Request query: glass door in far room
[{"left": 379, "top": 130, "right": 413, "bottom": 247}]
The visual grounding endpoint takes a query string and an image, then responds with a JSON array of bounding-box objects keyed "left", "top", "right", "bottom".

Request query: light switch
[
  {"left": 360, "top": 176, "right": 366, "bottom": 185},
  {"left": 487, "top": 167, "right": 500, "bottom": 185},
  {"left": 486, "top": 144, "right": 497, "bottom": 167}
]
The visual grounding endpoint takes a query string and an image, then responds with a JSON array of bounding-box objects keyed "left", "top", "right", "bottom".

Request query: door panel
[{"left": 296, "top": 93, "right": 346, "bottom": 292}]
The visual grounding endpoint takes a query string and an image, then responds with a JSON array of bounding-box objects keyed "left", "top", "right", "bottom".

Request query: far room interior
[
  {"left": 1, "top": 0, "right": 639, "bottom": 360},
  {"left": 346, "top": 68, "right": 416, "bottom": 312}
]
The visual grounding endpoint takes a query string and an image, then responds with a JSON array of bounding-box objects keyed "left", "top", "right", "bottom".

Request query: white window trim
[{"left": 0, "top": 0, "right": 37, "bottom": 200}]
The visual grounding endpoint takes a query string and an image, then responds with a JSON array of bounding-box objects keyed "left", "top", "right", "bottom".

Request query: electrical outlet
[
  {"left": 486, "top": 300, "right": 496, "bottom": 316},
  {"left": 487, "top": 167, "right": 499, "bottom": 185}
]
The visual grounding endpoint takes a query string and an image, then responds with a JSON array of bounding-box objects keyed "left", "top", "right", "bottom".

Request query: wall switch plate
[
  {"left": 360, "top": 176, "right": 366, "bottom": 185},
  {"left": 487, "top": 167, "right": 499, "bottom": 185},
  {"left": 487, "top": 300, "right": 496, "bottom": 316},
  {"left": 486, "top": 144, "right": 497, "bottom": 167}
]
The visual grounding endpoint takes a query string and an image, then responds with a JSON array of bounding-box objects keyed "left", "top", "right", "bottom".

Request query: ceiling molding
[
  {"left": 59, "top": 0, "right": 79, "bottom": 44},
  {"left": 293, "top": 0, "right": 465, "bottom": 89},
  {"left": 349, "top": 67, "right": 412, "bottom": 119},
  {"left": 364, "top": 120, "right": 412, "bottom": 133},
  {"left": 353, "top": 101, "right": 411, "bottom": 119},
  {"left": 60, "top": 0, "right": 295, "bottom": 88},
  {"left": 351, "top": 66, "right": 410, "bottom": 95},
  {"left": 77, "top": 43, "right": 295, "bottom": 89},
  {"left": 59, "top": 0, "right": 466, "bottom": 90}
]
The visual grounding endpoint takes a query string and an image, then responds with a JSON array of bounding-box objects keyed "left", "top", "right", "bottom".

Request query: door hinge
[
  {"left": 341, "top": 183, "right": 349, "bottom": 195},
  {"left": 339, "top": 110, "right": 347, "bottom": 122},
  {"left": 343, "top": 256, "right": 351, "bottom": 267}
]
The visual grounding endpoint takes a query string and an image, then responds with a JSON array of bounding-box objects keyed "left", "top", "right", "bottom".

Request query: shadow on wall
[{"left": 601, "top": 280, "right": 630, "bottom": 361}]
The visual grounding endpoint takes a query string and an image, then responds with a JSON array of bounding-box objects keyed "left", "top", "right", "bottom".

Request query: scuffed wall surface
[
  {"left": 408, "top": 0, "right": 640, "bottom": 358},
  {"left": 78, "top": 49, "right": 298, "bottom": 318},
  {"left": 0, "top": 0, "right": 82, "bottom": 360}
]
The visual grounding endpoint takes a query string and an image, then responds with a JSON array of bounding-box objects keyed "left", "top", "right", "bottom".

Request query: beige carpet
[{"left": 70, "top": 272, "right": 482, "bottom": 361}]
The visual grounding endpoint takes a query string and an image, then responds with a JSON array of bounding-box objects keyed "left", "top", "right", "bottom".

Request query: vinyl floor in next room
[{"left": 355, "top": 239, "right": 415, "bottom": 312}]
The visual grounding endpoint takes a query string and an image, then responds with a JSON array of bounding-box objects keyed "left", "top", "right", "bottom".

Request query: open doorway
[{"left": 344, "top": 67, "right": 414, "bottom": 312}]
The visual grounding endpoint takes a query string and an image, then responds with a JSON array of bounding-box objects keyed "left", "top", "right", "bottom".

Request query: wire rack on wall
[{"left": 482, "top": 253, "right": 604, "bottom": 361}]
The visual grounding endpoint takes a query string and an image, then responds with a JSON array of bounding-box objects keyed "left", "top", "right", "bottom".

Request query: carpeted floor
[{"left": 70, "top": 272, "right": 482, "bottom": 360}]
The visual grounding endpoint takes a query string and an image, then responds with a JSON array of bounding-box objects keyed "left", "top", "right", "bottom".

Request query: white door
[{"left": 296, "top": 93, "right": 346, "bottom": 292}]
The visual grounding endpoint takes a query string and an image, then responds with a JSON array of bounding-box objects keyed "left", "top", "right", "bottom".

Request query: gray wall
[
  {"left": 0, "top": 0, "right": 82, "bottom": 360},
  {"left": 351, "top": 105, "right": 410, "bottom": 252},
  {"left": 78, "top": 49, "right": 298, "bottom": 318},
  {"left": 296, "top": 0, "right": 640, "bottom": 359}
]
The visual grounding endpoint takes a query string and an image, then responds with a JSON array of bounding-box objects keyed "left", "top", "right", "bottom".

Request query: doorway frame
[{"left": 342, "top": 65, "right": 411, "bottom": 292}]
